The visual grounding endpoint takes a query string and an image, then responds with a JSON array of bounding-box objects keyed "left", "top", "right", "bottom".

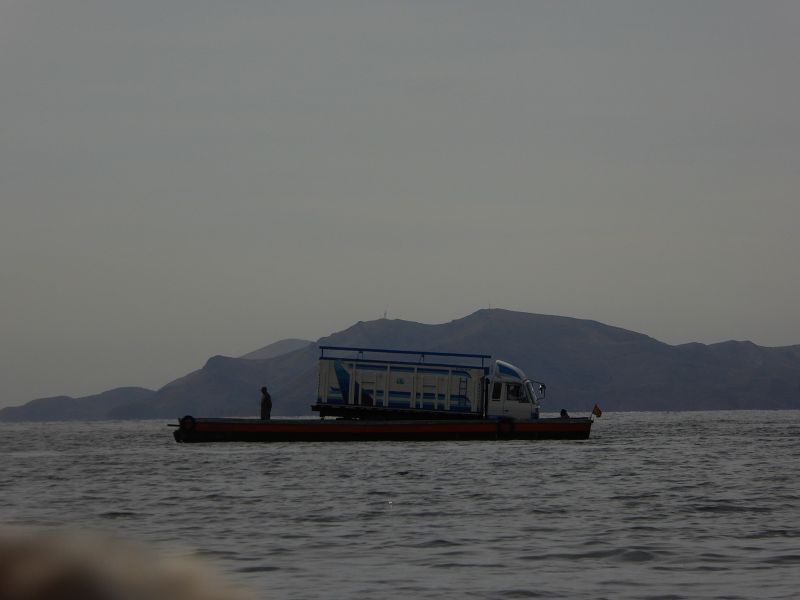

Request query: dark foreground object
[{"left": 172, "top": 416, "right": 593, "bottom": 443}]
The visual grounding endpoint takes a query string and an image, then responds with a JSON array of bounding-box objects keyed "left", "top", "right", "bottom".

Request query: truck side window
[
  {"left": 491, "top": 382, "right": 502, "bottom": 400},
  {"left": 507, "top": 383, "right": 528, "bottom": 403}
]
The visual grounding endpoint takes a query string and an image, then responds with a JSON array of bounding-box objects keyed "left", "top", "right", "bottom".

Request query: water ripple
[{"left": 2, "top": 411, "right": 800, "bottom": 600}]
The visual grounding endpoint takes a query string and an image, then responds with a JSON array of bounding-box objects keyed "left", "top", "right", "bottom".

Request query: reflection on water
[{"left": 1, "top": 412, "right": 799, "bottom": 599}]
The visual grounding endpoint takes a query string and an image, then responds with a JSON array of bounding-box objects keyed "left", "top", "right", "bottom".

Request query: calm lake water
[{"left": 1, "top": 411, "right": 799, "bottom": 599}]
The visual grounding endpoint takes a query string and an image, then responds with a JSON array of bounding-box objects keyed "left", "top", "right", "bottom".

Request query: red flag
[{"left": 592, "top": 403, "right": 602, "bottom": 418}]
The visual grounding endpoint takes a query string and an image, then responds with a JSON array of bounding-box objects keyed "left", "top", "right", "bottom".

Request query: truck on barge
[{"left": 173, "top": 346, "right": 596, "bottom": 442}]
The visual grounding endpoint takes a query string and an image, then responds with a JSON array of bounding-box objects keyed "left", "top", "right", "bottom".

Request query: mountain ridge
[{"left": 2, "top": 309, "right": 799, "bottom": 421}]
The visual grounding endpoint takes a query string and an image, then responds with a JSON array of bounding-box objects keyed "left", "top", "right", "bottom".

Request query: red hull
[{"left": 173, "top": 417, "right": 592, "bottom": 442}]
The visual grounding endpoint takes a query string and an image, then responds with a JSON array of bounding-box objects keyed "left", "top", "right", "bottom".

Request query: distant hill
[
  {"left": 0, "top": 387, "right": 156, "bottom": 422},
  {"left": 2, "top": 309, "right": 799, "bottom": 421},
  {"left": 239, "top": 338, "right": 312, "bottom": 360}
]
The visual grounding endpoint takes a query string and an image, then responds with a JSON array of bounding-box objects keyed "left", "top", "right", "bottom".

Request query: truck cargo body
[{"left": 314, "top": 347, "right": 490, "bottom": 418}]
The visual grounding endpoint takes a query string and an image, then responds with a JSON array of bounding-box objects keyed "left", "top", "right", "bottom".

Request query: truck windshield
[{"left": 525, "top": 380, "right": 543, "bottom": 404}]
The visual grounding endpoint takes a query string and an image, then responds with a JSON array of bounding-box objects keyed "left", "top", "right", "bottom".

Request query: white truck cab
[{"left": 486, "top": 360, "right": 543, "bottom": 420}]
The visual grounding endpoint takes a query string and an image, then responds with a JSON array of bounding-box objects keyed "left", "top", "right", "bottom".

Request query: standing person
[{"left": 260, "top": 386, "right": 272, "bottom": 420}]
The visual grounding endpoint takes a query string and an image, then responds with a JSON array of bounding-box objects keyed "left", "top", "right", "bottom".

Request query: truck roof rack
[{"left": 318, "top": 346, "right": 491, "bottom": 369}]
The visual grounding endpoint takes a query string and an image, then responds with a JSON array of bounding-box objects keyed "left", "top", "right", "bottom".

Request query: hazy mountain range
[{"left": 2, "top": 309, "right": 799, "bottom": 421}]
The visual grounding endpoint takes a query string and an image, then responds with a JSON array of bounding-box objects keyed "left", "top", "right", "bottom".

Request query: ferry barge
[{"left": 172, "top": 346, "right": 597, "bottom": 443}]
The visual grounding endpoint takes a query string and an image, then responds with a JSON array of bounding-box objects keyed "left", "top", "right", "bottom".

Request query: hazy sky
[{"left": 2, "top": 1, "right": 799, "bottom": 407}]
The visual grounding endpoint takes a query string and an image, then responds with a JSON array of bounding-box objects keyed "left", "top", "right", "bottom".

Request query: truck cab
[{"left": 486, "top": 360, "right": 543, "bottom": 420}]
